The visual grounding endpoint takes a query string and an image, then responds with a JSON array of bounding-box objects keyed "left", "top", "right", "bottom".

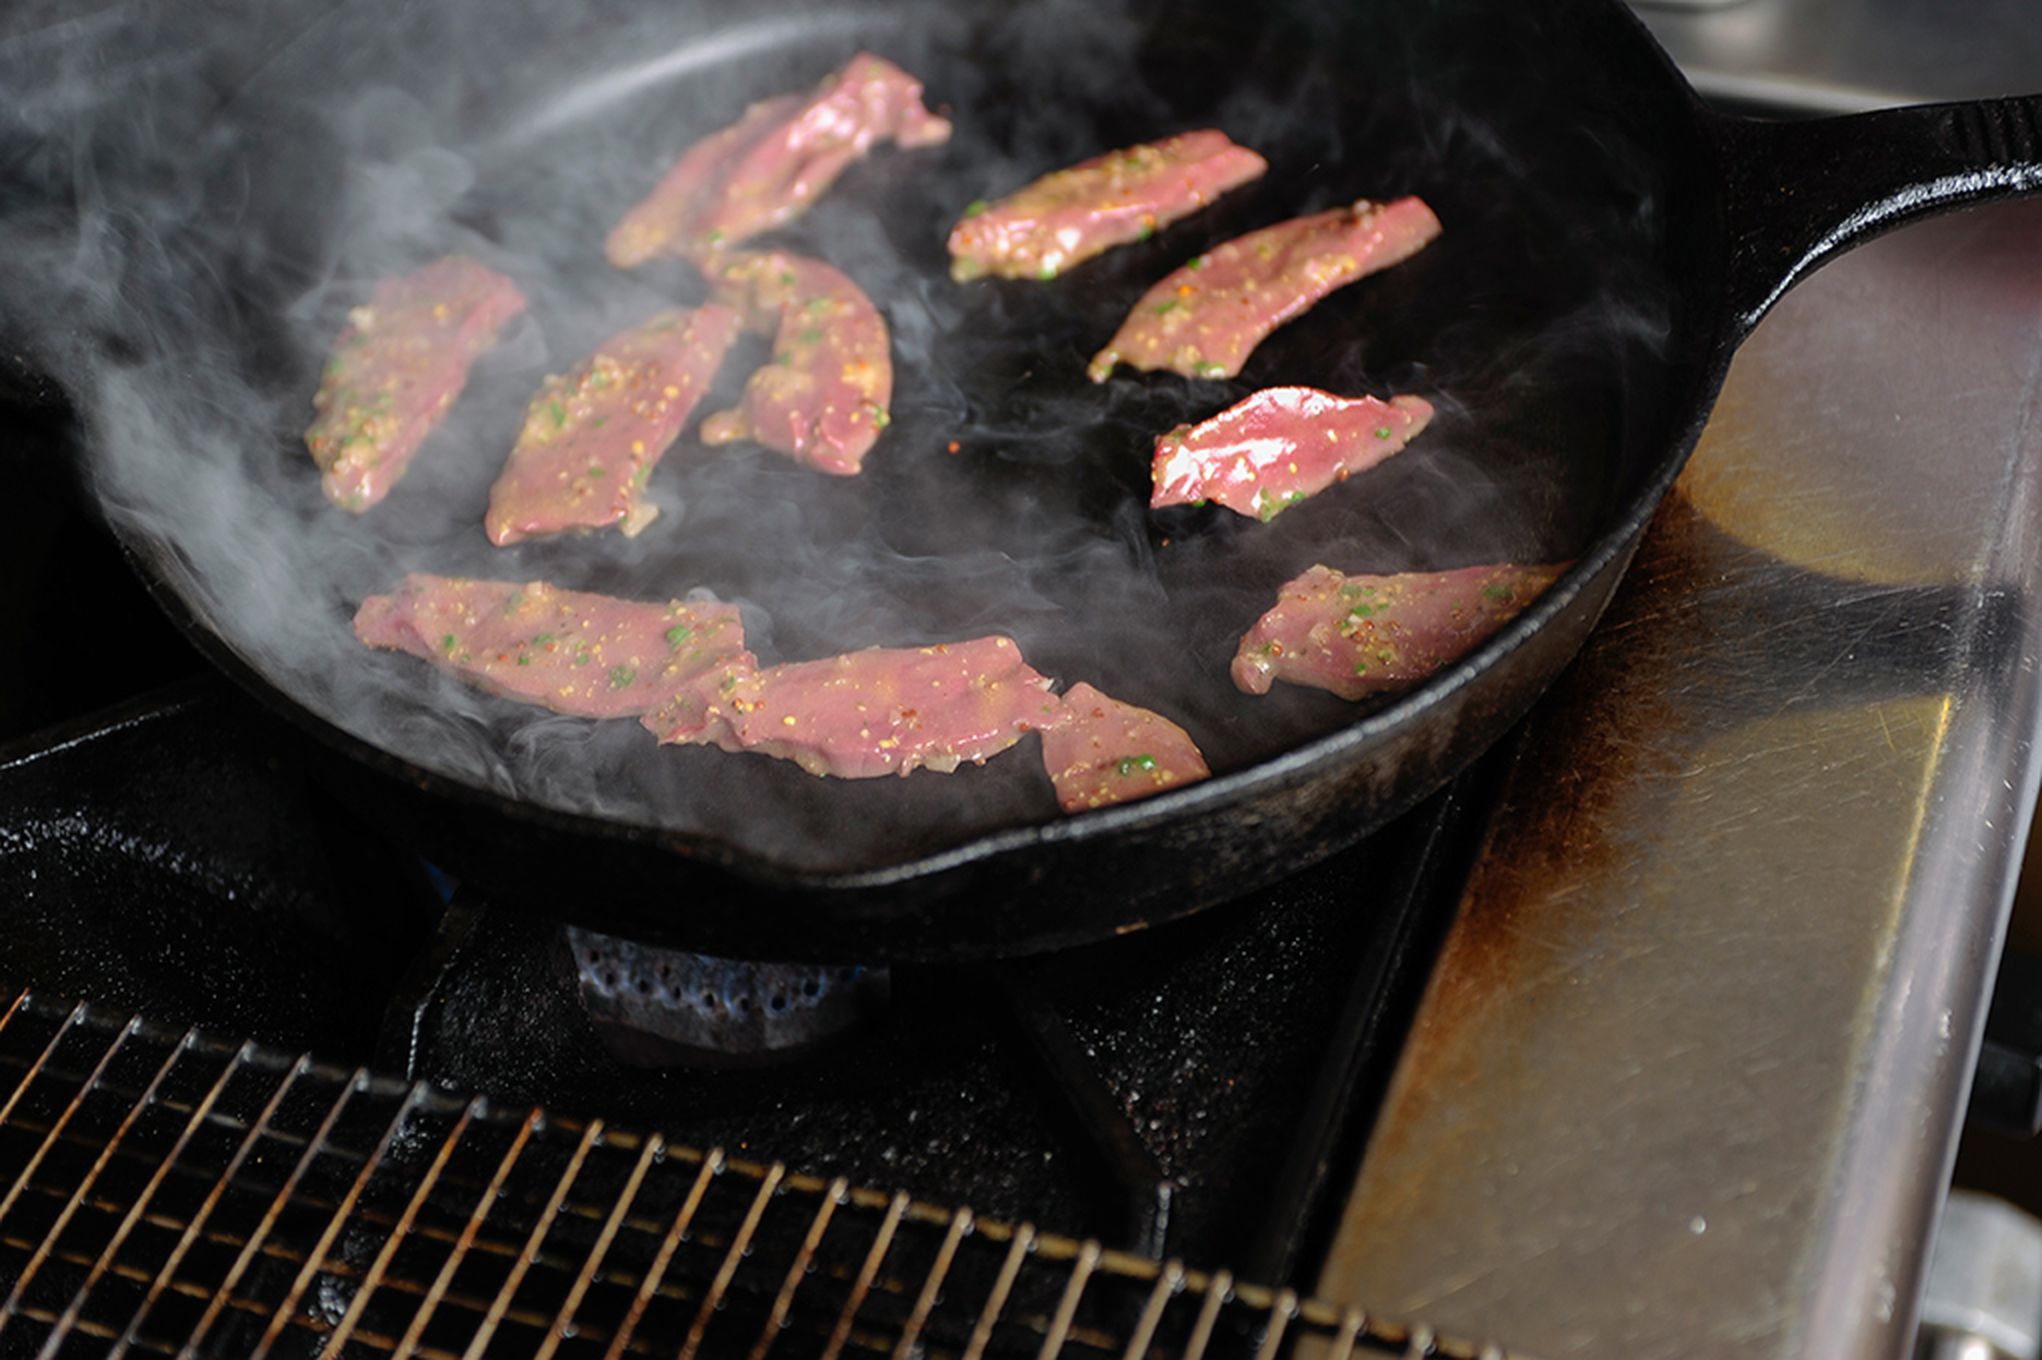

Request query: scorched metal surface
[{"left": 5, "top": 0, "right": 2039, "bottom": 956}]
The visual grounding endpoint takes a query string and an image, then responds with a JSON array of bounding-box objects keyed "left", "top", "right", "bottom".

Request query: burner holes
[
  {"left": 701, "top": 992, "right": 718, "bottom": 1009},
  {"left": 768, "top": 993, "right": 788, "bottom": 1013},
  {"left": 801, "top": 979, "right": 820, "bottom": 998},
  {"left": 736, "top": 995, "right": 753, "bottom": 1012},
  {"left": 658, "top": 962, "right": 672, "bottom": 977},
  {"left": 604, "top": 972, "right": 619, "bottom": 990},
  {"left": 636, "top": 977, "right": 651, "bottom": 995},
  {"left": 586, "top": 950, "right": 602, "bottom": 965},
  {"left": 833, "top": 967, "right": 857, "bottom": 982}
]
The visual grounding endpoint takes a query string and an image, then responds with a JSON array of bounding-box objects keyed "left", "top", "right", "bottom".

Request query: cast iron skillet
[{"left": 64, "top": 0, "right": 2042, "bottom": 959}]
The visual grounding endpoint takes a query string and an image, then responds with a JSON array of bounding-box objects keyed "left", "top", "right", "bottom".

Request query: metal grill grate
[{"left": 0, "top": 990, "right": 1515, "bottom": 1359}]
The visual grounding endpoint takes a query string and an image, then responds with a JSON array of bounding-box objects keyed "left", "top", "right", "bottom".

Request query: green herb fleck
[
  {"left": 609, "top": 665, "right": 636, "bottom": 688},
  {"left": 592, "top": 415, "right": 609, "bottom": 428},
  {"left": 1195, "top": 361, "right": 1228, "bottom": 378},
  {"left": 547, "top": 400, "right": 566, "bottom": 429},
  {"left": 719, "top": 673, "right": 740, "bottom": 695},
  {"left": 516, "top": 653, "right": 531, "bottom": 666},
  {"left": 704, "top": 228, "right": 725, "bottom": 245},
  {"left": 1374, "top": 425, "right": 1393, "bottom": 439},
  {"left": 1352, "top": 660, "right": 1369, "bottom": 675},
  {"left": 871, "top": 406, "right": 891, "bottom": 429},
  {"left": 1115, "top": 753, "right": 1159, "bottom": 776},
  {"left": 799, "top": 326, "right": 824, "bottom": 344},
  {"left": 1348, "top": 603, "right": 1375, "bottom": 618},
  {"left": 533, "top": 633, "right": 555, "bottom": 646},
  {"left": 806, "top": 297, "right": 830, "bottom": 316},
  {"left": 964, "top": 199, "right": 989, "bottom": 218},
  {"left": 1152, "top": 299, "right": 1180, "bottom": 316},
  {"left": 1037, "top": 261, "right": 1058, "bottom": 280},
  {"left": 1187, "top": 254, "right": 1208, "bottom": 271},
  {"left": 440, "top": 633, "right": 458, "bottom": 654},
  {"left": 587, "top": 463, "right": 605, "bottom": 478},
  {"left": 574, "top": 649, "right": 592, "bottom": 667},
  {"left": 1483, "top": 584, "right": 1514, "bottom": 601},
  {"left": 665, "top": 625, "right": 693, "bottom": 648},
  {"left": 1136, "top": 223, "right": 1155, "bottom": 242},
  {"left": 502, "top": 590, "right": 525, "bottom": 616},
  {"left": 780, "top": 270, "right": 798, "bottom": 286}
]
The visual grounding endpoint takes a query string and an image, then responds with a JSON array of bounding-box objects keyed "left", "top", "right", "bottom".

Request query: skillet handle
[{"left": 1718, "top": 96, "right": 2042, "bottom": 339}]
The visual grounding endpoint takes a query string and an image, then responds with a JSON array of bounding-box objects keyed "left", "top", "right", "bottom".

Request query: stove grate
[{"left": 0, "top": 989, "right": 1516, "bottom": 1359}]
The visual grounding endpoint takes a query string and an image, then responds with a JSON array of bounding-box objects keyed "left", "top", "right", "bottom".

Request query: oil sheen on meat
[
  {"left": 355, "top": 575, "right": 746, "bottom": 719},
  {"left": 700, "top": 251, "right": 892, "bottom": 475},
  {"left": 605, "top": 52, "right": 952, "bottom": 269},
  {"left": 305, "top": 256, "right": 526, "bottom": 511},
  {"left": 947, "top": 130, "right": 1267, "bottom": 282},
  {"left": 1232, "top": 562, "right": 1565, "bottom": 701},
  {"left": 485, "top": 304, "right": 741, "bottom": 545},
  {"left": 1087, "top": 197, "right": 1441, "bottom": 382},
  {"left": 644, "top": 636, "right": 1066, "bottom": 778},
  {"left": 1038, "top": 682, "right": 1209, "bottom": 811},
  {"left": 1151, "top": 386, "right": 1433, "bottom": 521}
]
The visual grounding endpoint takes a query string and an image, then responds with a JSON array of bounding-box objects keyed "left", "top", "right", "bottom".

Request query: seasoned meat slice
[
  {"left": 1039, "top": 682, "right": 1209, "bottom": 812},
  {"left": 947, "top": 130, "right": 1266, "bottom": 282},
  {"left": 700, "top": 251, "right": 891, "bottom": 476},
  {"left": 485, "top": 305, "right": 741, "bottom": 545},
  {"left": 1233, "top": 562, "right": 1565, "bottom": 700},
  {"left": 1087, "top": 197, "right": 1440, "bottom": 383},
  {"left": 606, "top": 52, "right": 951, "bottom": 269},
  {"left": 644, "top": 636, "right": 1065, "bottom": 779},
  {"left": 305, "top": 256, "right": 526, "bottom": 511},
  {"left": 354, "top": 575, "right": 745, "bottom": 719},
  {"left": 1151, "top": 387, "right": 1433, "bottom": 521}
]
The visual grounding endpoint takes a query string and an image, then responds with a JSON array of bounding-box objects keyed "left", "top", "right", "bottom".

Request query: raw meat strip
[
  {"left": 306, "top": 256, "right": 526, "bottom": 511},
  {"left": 1232, "top": 562, "right": 1564, "bottom": 701},
  {"left": 1039, "top": 682, "right": 1209, "bottom": 811},
  {"left": 606, "top": 52, "right": 951, "bottom": 268},
  {"left": 1087, "top": 197, "right": 1440, "bottom": 382},
  {"left": 700, "top": 251, "right": 891, "bottom": 475},
  {"left": 644, "top": 636, "right": 1066, "bottom": 779},
  {"left": 485, "top": 305, "right": 741, "bottom": 545},
  {"left": 354, "top": 575, "right": 745, "bottom": 719},
  {"left": 947, "top": 130, "right": 1266, "bottom": 282},
  {"left": 1151, "top": 387, "right": 1433, "bottom": 520}
]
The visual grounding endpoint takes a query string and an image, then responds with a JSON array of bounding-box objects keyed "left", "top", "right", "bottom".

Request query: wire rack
[{"left": 0, "top": 989, "right": 1516, "bottom": 1359}]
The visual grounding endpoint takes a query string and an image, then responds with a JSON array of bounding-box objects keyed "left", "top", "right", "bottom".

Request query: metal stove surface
[
  {"left": 1309, "top": 135, "right": 2042, "bottom": 1360},
  {"left": 0, "top": 665, "right": 1497, "bottom": 1297}
]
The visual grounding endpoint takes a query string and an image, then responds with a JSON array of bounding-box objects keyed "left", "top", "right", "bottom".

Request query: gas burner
[{"left": 568, "top": 927, "right": 891, "bottom": 1065}]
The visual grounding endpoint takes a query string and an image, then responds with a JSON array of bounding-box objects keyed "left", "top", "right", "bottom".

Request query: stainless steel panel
[{"left": 1313, "top": 200, "right": 2042, "bottom": 1359}]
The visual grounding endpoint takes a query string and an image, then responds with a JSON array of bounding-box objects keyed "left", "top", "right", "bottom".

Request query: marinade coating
[
  {"left": 354, "top": 575, "right": 746, "bottom": 719},
  {"left": 1151, "top": 387, "right": 1434, "bottom": 521},
  {"left": 1087, "top": 197, "right": 1441, "bottom": 383},
  {"left": 305, "top": 256, "right": 526, "bottom": 511},
  {"left": 644, "top": 636, "right": 1066, "bottom": 779},
  {"left": 947, "top": 130, "right": 1267, "bottom": 282},
  {"left": 1039, "top": 682, "right": 1209, "bottom": 812},
  {"left": 485, "top": 304, "right": 741, "bottom": 545},
  {"left": 606, "top": 52, "right": 952, "bottom": 269},
  {"left": 1232, "top": 562, "right": 1566, "bottom": 701},
  {"left": 700, "top": 251, "right": 891, "bottom": 475}
]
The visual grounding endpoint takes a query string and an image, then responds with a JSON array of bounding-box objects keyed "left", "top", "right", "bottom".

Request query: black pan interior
[{"left": 67, "top": 0, "right": 1686, "bottom": 880}]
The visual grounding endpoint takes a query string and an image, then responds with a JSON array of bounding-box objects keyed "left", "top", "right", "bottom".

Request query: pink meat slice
[
  {"left": 644, "top": 636, "right": 1067, "bottom": 779},
  {"left": 484, "top": 305, "right": 741, "bottom": 545},
  {"left": 1039, "top": 682, "right": 1210, "bottom": 812},
  {"left": 606, "top": 52, "right": 952, "bottom": 269},
  {"left": 947, "top": 130, "right": 1267, "bottom": 282},
  {"left": 1151, "top": 387, "right": 1434, "bottom": 521},
  {"left": 1087, "top": 197, "right": 1441, "bottom": 383},
  {"left": 1232, "top": 562, "right": 1566, "bottom": 701},
  {"left": 700, "top": 251, "right": 892, "bottom": 475},
  {"left": 354, "top": 574, "right": 746, "bottom": 719},
  {"left": 305, "top": 256, "right": 526, "bottom": 512}
]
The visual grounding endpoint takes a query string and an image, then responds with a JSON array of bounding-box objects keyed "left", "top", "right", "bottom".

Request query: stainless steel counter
[{"left": 1311, "top": 195, "right": 2042, "bottom": 1356}]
